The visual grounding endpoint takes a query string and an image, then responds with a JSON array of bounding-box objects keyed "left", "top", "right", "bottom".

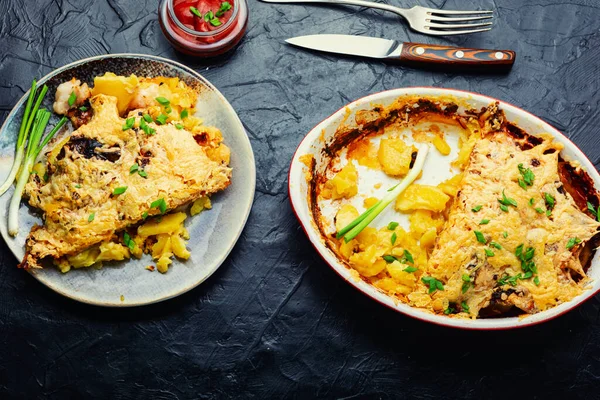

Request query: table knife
[{"left": 286, "top": 34, "right": 515, "bottom": 67}]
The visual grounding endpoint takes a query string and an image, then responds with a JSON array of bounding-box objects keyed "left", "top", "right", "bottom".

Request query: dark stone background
[{"left": 1, "top": 0, "right": 600, "bottom": 398}]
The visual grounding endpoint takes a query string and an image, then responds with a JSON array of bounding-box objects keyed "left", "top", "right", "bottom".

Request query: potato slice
[
  {"left": 91, "top": 72, "right": 139, "bottom": 115},
  {"left": 321, "top": 163, "right": 359, "bottom": 200},
  {"left": 378, "top": 138, "right": 416, "bottom": 177},
  {"left": 335, "top": 204, "right": 359, "bottom": 233},
  {"left": 395, "top": 184, "right": 450, "bottom": 212}
]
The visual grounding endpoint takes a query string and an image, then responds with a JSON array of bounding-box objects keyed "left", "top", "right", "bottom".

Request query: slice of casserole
[
  {"left": 21, "top": 94, "right": 231, "bottom": 269},
  {"left": 428, "top": 104, "right": 600, "bottom": 317}
]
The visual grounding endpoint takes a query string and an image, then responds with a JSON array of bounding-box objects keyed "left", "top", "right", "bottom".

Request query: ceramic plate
[
  {"left": 289, "top": 87, "right": 600, "bottom": 330},
  {"left": 0, "top": 54, "right": 255, "bottom": 306}
]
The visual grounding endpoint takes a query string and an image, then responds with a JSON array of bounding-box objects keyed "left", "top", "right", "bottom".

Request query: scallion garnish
[
  {"left": 79, "top": 106, "right": 88, "bottom": 111},
  {"left": 180, "top": 109, "right": 188, "bottom": 119},
  {"left": 474, "top": 230, "right": 487, "bottom": 244},
  {"left": 138, "top": 170, "right": 148, "bottom": 178},
  {"left": 403, "top": 266, "right": 418, "bottom": 273},
  {"left": 422, "top": 276, "right": 444, "bottom": 294},
  {"left": 190, "top": 6, "right": 202, "bottom": 18},
  {"left": 479, "top": 219, "right": 490, "bottom": 225},
  {"left": 88, "top": 213, "right": 95, "bottom": 222},
  {"left": 155, "top": 97, "right": 170, "bottom": 106},
  {"left": 391, "top": 232, "right": 397, "bottom": 245},
  {"left": 484, "top": 248, "right": 495, "bottom": 257},
  {"left": 143, "top": 114, "right": 153, "bottom": 123},
  {"left": 155, "top": 114, "right": 168, "bottom": 125},
  {"left": 517, "top": 163, "right": 534, "bottom": 189},
  {"left": 498, "top": 190, "right": 517, "bottom": 208},
  {"left": 387, "top": 221, "right": 399, "bottom": 230},
  {"left": 566, "top": 237, "right": 581, "bottom": 250},
  {"left": 471, "top": 205, "right": 482, "bottom": 212},
  {"left": 68, "top": 91, "right": 76, "bottom": 107},
  {"left": 130, "top": 163, "right": 139, "bottom": 174},
  {"left": 7, "top": 81, "right": 68, "bottom": 236},
  {"left": 587, "top": 201, "right": 599, "bottom": 221},
  {"left": 140, "top": 118, "right": 155, "bottom": 136},
  {"left": 151, "top": 198, "right": 167, "bottom": 214},
  {"left": 123, "top": 232, "right": 135, "bottom": 251},
  {"left": 336, "top": 146, "right": 429, "bottom": 242},
  {"left": 123, "top": 117, "right": 135, "bottom": 131},
  {"left": 113, "top": 186, "right": 128, "bottom": 195},
  {"left": 461, "top": 274, "right": 472, "bottom": 293},
  {"left": 175, "top": 124, "right": 184, "bottom": 130}
]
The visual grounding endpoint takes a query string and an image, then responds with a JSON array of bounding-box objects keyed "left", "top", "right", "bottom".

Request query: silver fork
[{"left": 259, "top": 0, "right": 493, "bottom": 35}]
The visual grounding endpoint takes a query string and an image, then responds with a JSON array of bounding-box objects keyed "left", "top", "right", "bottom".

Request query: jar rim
[{"left": 166, "top": 0, "right": 239, "bottom": 37}]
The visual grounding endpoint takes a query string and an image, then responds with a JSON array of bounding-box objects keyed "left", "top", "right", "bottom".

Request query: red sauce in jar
[{"left": 159, "top": 0, "right": 248, "bottom": 57}]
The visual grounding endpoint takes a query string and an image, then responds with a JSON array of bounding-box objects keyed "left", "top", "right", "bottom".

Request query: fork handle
[{"left": 397, "top": 43, "right": 515, "bottom": 66}]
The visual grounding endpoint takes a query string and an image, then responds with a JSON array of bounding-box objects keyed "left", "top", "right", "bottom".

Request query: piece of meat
[{"left": 21, "top": 94, "right": 231, "bottom": 269}]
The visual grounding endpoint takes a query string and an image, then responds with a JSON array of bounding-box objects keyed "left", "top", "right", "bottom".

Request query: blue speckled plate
[{"left": 0, "top": 54, "right": 255, "bottom": 306}]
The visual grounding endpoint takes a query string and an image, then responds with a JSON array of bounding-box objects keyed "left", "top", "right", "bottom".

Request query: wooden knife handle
[{"left": 399, "top": 43, "right": 515, "bottom": 67}]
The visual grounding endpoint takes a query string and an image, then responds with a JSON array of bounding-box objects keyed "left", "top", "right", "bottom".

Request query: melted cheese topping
[{"left": 428, "top": 132, "right": 600, "bottom": 316}]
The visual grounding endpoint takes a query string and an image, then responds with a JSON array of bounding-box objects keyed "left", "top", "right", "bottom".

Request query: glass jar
[{"left": 159, "top": 0, "right": 248, "bottom": 57}]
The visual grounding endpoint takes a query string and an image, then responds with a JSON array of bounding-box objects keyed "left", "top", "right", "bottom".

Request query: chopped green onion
[
  {"left": 140, "top": 118, "right": 155, "bottom": 135},
  {"left": 403, "top": 266, "right": 418, "bottom": 273},
  {"left": 566, "top": 237, "right": 581, "bottom": 250},
  {"left": 113, "top": 186, "right": 128, "bottom": 195},
  {"left": 401, "top": 249, "right": 414, "bottom": 264},
  {"left": 123, "top": 232, "right": 135, "bottom": 251},
  {"left": 391, "top": 232, "right": 397, "bottom": 245},
  {"left": 180, "top": 109, "right": 189, "bottom": 119},
  {"left": 484, "top": 248, "right": 495, "bottom": 257},
  {"left": 209, "top": 18, "right": 222, "bottom": 26},
  {"left": 422, "top": 276, "right": 444, "bottom": 294},
  {"left": 471, "top": 205, "right": 482, "bottom": 212},
  {"left": 474, "top": 231, "right": 486, "bottom": 244},
  {"left": 498, "top": 190, "right": 517, "bottom": 208},
  {"left": 461, "top": 301, "right": 470, "bottom": 313},
  {"left": 517, "top": 163, "right": 534, "bottom": 189},
  {"left": 138, "top": 170, "right": 147, "bottom": 178},
  {"left": 461, "top": 274, "right": 472, "bottom": 293},
  {"left": 190, "top": 6, "right": 202, "bottom": 18},
  {"left": 175, "top": 124, "right": 184, "bottom": 130},
  {"left": 490, "top": 241, "right": 502, "bottom": 250},
  {"left": 544, "top": 192, "right": 555, "bottom": 210},
  {"left": 337, "top": 146, "right": 429, "bottom": 242},
  {"left": 479, "top": 219, "right": 490, "bottom": 225},
  {"left": 155, "top": 114, "right": 168, "bottom": 125},
  {"left": 68, "top": 91, "right": 76, "bottom": 107},
  {"left": 529, "top": 198, "right": 535, "bottom": 206},
  {"left": 534, "top": 207, "right": 544, "bottom": 214},
  {"left": 130, "top": 163, "right": 139, "bottom": 174},
  {"left": 88, "top": 213, "right": 95, "bottom": 222},
  {"left": 503, "top": 231, "right": 508, "bottom": 238},
  {"left": 155, "top": 97, "right": 170, "bottom": 106},
  {"left": 79, "top": 106, "right": 88, "bottom": 111},
  {"left": 142, "top": 211, "right": 149, "bottom": 220},
  {"left": 123, "top": 117, "right": 135, "bottom": 131},
  {"left": 500, "top": 204, "right": 509, "bottom": 212},
  {"left": 204, "top": 10, "right": 214, "bottom": 21},
  {"left": 587, "top": 201, "right": 599, "bottom": 221},
  {"left": 388, "top": 221, "right": 399, "bottom": 230},
  {"left": 382, "top": 255, "right": 398, "bottom": 263},
  {"left": 151, "top": 198, "right": 167, "bottom": 214}
]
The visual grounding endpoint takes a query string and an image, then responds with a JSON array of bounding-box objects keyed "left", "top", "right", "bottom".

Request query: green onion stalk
[
  {"left": 6, "top": 82, "right": 68, "bottom": 236},
  {"left": 337, "top": 145, "right": 430, "bottom": 242},
  {"left": 0, "top": 81, "right": 42, "bottom": 195}
]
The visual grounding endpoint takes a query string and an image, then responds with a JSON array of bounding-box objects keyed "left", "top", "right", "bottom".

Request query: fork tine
[
  {"left": 428, "top": 10, "right": 493, "bottom": 15},
  {"left": 426, "top": 22, "right": 493, "bottom": 29},
  {"left": 424, "top": 27, "right": 492, "bottom": 35},
  {"left": 429, "top": 15, "right": 492, "bottom": 22}
]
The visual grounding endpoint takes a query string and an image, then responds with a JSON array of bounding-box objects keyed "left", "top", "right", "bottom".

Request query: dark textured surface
[{"left": 1, "top": 0, "right": 600, "bottom": 398}]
